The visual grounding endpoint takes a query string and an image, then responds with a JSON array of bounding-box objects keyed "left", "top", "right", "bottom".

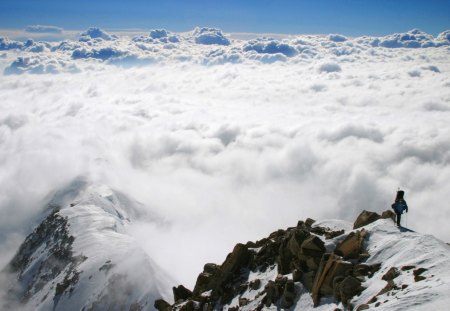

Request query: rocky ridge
[{"left": 154, "top": 209, "right": 437, "bottom": 311}]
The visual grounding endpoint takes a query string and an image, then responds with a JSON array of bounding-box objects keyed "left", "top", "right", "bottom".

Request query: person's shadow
[{"left": 399, "top": 226, "right": 415, "bottom": 233}]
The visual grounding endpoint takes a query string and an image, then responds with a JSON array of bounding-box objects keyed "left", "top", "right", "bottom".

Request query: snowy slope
[{"left": 2, "top": 178, "right": 173, "bottom": 311}]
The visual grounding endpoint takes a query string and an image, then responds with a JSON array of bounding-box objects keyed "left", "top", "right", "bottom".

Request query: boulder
[
  {"left": 339, "top": 276, "right": 363, "bottom": 307},
  {"left": 221, "top": 243, "right": 251, "bottom": 275},
  {"left": 154, "top": 299, "right": 171, "bottom": 311},
  {"left": 353, "top": 210, "right": 380, "bottom": 229},
  {"left": 413, "top": 268, "right": 427, "bottom": 282},
  {"left": 305, "top": 218, "right": 316, "bottom": 227},
  {"left": 173, "top": 285, "right": 193, "bottom": 302},
  {"left": 381, "top": 210, "right": 396, "bottom": 222},
  {"left": 382, "top": 267, "right": 400, "bottom": 281},
  {"left": 312, "top": 253, "right": 353, "bottom": 306},
  {"left": 335, "top": 230, "right": 367, "bottom": 259},
  {"left": 280, "top": 280, "right": 296, "bottom": 309},
  {"left": 263, "top": 280, "right": 281, "bottom": 307},
  {"left": 353, "top": 263, "right": 381, "bottom": 278},
  {"left": 301, "top": 235, "right": 326, "bottom": 258}
]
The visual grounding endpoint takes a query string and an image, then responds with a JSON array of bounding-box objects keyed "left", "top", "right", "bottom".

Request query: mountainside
[
  {"left": 1, "top": 179, "right": 173, "bottom": 311},
  {"left": 157, "top": 211, "right": 450, "bottom": 311},
  {"left": 2, "top": 181, "right": 450, "bottom": 311}
]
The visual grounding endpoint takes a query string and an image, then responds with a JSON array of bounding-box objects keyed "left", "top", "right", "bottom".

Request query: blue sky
[{"left": 0, "top": 0, "right": 449, "bottom": 36}]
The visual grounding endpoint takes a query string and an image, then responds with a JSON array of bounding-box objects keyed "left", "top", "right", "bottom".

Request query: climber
[{"left": 391, "top": 190, "right": 408, "bottom": 227}]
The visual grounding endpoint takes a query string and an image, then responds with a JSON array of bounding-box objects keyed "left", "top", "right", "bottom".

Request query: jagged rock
[
  {"left": 401, "top": 265, "right": 415, "bottom": 271},
  {"left": 414, "top": 268, "right": 427, "bottom": 282},
  {"left": 280, "top": 280, "right": 296, "bottom": 308},
  {"left": 335, "top": 230, "right": 367, "bottom": 259},
  {"left": 382, "top": 267, "right": 400, "bottom": 281},
  {"left": 356, "top": 304, "right": 370, "bottom": 310},
  {"left": 154, "top": 299, "right": 171, "bottom": 311},
  {"left": 325, "top": 229, "right": 345, "bottom": 240},
  {"left": 239, "top": 297, "right": 249, "bottom": 306},
  {"left": 222, "top": 244, "right": 251, "bottom": 275},
  {"left": 249, "top": 279, "right": 261, "bottom": 290},
  {"left": 381, "top": 210, "right": 396, "bottom": 222},
  {"left": 305, "top": 218, "right": 316, "bottom": 227},
  {"left": 312, "top": 253, "right": 353, "bottom": 306},
  {"left": 301, "top": 235, "right": 326, "bottom": 258},
  {"left": 173, "top": 285, "right": 193, "bottom": 302},
  {"left": 288, "top": 229, "right": 310, "bottom": 256},
  {"left": 353, "top": 263, "right": 381, "bottom": 278},
  {"left": 292, "top": 269, "right": 303, "bottom": 282},
  {"left": 263, "top": 280, "right": 281, "bottom": 307},
  {"left": 302, "top": 271, "right": 316, "bottom": 291},
  {"left": 353, "top": 210, "right": 380, "bottom": 229},
  {"left": 339, "top": 276, "right": 363, "bottom": 307}
]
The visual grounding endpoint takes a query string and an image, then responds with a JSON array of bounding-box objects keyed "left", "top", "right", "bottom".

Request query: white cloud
[
  {"left": 25, "top": 25, "right": 63, "bottom": 34},
  {"left": 0, "top": 26, "right": 450, "bottom": 290}
]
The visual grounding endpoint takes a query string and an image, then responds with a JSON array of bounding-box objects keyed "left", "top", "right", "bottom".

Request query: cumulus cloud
[
  {"left": 25, "top": 25, "right": 63, "bottom": 34},
  {"left": 192, "top": 27, "right": 230, "bottom": 45},
  {"left": 79, "top": 27, "right": 117, "bottom": 41},
  {"left": 1, "top": 26, "right": 450, "bottom": 289},
  {"left": 371, "top": 29, "right": 449, "bottom": 48}
]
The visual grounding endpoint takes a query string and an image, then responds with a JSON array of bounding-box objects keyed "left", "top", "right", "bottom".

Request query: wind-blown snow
[{"left": 0, "top": 26, "right": 450, "bottom": 291}]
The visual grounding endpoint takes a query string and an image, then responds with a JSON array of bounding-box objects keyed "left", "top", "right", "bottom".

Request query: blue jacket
[{"left": 392, "top": 200, "right": 408, "bottom": 214}]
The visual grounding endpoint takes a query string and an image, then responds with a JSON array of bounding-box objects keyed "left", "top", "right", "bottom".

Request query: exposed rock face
[
  {"left": 353, "top": 210, "right": 380, "bottom": 229},
  {"left": 335, "top": 229, "right": 367, "bottom": 259},
  {"left": 7, "top": 210, "right": 86, "bottom": 307},
  {"left": 158, "top": 213, "right": 383, "bottom": 310}
]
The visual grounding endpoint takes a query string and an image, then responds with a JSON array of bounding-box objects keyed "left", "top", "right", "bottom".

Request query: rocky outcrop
[{"left": 157, "top": 211, "right": 394, "bottom": 310}]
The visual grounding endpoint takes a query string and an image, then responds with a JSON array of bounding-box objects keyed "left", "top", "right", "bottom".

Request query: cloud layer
[{"left": 0, "top": 27, "right": 450, "bottom": 288}]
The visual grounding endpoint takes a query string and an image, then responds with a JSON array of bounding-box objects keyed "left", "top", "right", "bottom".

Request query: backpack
[{"left": 391, "top": 200, "right": 407, "bottom": 214}]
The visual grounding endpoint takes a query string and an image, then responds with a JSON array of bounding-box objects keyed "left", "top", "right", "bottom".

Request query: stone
[
  {"left": 300, "top": 235, "right": 326, "bottom": 258},
  {"left": 325, "top": 229, "right": 345, "bottom": 240},
  {"left": 280, "top": 280, "right": 296, "bottom": 309},
  {"left": 382, "top": 267, "right": 400, "bottom": 281},
  {"left": 249, "top": 279, "right": 261, "bottom": 290},
  {"left": 239, "top": 297, "right": 249, "bottom": 306},
  {"left": 302, "top": 271, "right": 316, "bottom": 291},
  {"left": 381, "top": 210, "right": 396, "bottom": 222},
  {"left": 292, "top": 269, "right": 303, "bottom": 282},
  {"left": 353, "top": 263, "right": 381, "bottom": 278},
  {"left": 339, "top": 276, "right": 363, "bottom": 307},
  {"left": 221, "top": 244, "right": 251, "bottom": 275},
  {"left": 287, "top": 229, "right": 310, "bottom": 256},
  {"left": 305, "top": 218, "right": 316, "bottom": 227},
  {"left": 356, "top": 304, "right": 370, "bottom": 310},
  {"left": 401, "top": 265, "right": 415, "bottom": 271},
  {"left": 263, "top": 280, "right": 281, "bottom": 307},
  {"left": 154, "top": 299, "right": 171, "bottom": 311},
  {"left": 312, "top": 253, "right": 353, "bottom": 306},
  {"left": 173, "top": 285, "right": 193, "bottom": 302},
  {"left": 335, "top": 230, "right": 367, "bottom": 259},
  {"left": 353, "top": 210, "right": 380, "bottom": 229},
  {"left": 414, "top": 268, "right": 427, "bottom": 282}
]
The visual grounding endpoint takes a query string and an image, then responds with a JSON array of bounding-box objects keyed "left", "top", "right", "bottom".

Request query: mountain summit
[
  {"left": 1, "top": 179, "right": 172, "bottom": 311},
  {"left": 157, "top": 211, "right": 450, "bottom": 311}
]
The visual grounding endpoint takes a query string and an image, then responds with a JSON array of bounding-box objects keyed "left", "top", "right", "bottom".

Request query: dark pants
[{"left": 396, "top": 213, "right": 401, "bottom": 226}]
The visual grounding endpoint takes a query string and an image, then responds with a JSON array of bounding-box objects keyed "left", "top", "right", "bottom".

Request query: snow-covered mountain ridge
[
  {"left": 1, "top": 179, "right": 172, "bottom": 311},
  {"left": 158, "top": 211, "right": 450, "bottom": 311}
]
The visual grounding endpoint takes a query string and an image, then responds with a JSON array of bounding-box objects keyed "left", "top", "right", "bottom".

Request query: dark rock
[
  {"left": 401, "top": 265, "right": 415, "bottom": 271},
  {"left": 356, "top": 304, "right": 370, "bottom": 310},
  {"left": 339, "top": 276, "right": 363, "bottom": 307},
  {"left": 280, "top": 280, "right": 296, "bottom": 309},
  {"left": 173, "top": 285, "right": 193, "bottom": 302},
  {"left": 335, "top": 230, "right": 367, "bottom": 259},
  {"left": 381, "top": 210, "right": 396, "bottom": 222},
  {"left": 300, "top": 235, "right": 326, "bottom": 258},
  {"left": 401, "top": 284, "right": 408, "bottom": 289},
  {"left": 312, "top": 253, "right": 353, "bottom": 306},
  {"left": 325, "top": 229, "right": 345, "bottom": 240},
  {"left": 154, "top": 299, "right": 171, "bottom": 311},
  {"left": 353, "top": 210, "right": 380, "bottom": 229},
  {"left": 222, "top": 244, "right": 251, "bottom": 275},
  {"left": 414, "top": 268, "right": 427, "bottom": 282},
  {"left": 249, "top": 279, "right": 261, "bottom": 290},
  {"left": 263, "top": 280, "right": 281, "bottom": 307},
  {"left": 353, "top": 263, "right": 381, "bottom": 278},
  {"left": 239, "top": 297, "right": 249, "bottom": 306},
  {"left": 376, "top": 280, "right": 398, "bottom": 296},
  {"left": 292, "top": 269, "right": 303, "bottom": 282},
  {"left": 382, "top": 267, "right": 400, "bottom": 281},
  {"left": 302, "top": 271, "right": 316, "bottom": 291},
  {"left": 305, "top": 218, "right": 316, "bottom": 227}
]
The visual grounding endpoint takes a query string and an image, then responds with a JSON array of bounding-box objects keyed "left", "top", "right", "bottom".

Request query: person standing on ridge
[{"left": 391, "top": 190, "right": 408, "bottom": 227}]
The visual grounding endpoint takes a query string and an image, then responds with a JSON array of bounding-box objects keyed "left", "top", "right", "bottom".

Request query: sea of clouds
[{"left": 1, "top": 26, "right": 450, "bottom": 287}]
